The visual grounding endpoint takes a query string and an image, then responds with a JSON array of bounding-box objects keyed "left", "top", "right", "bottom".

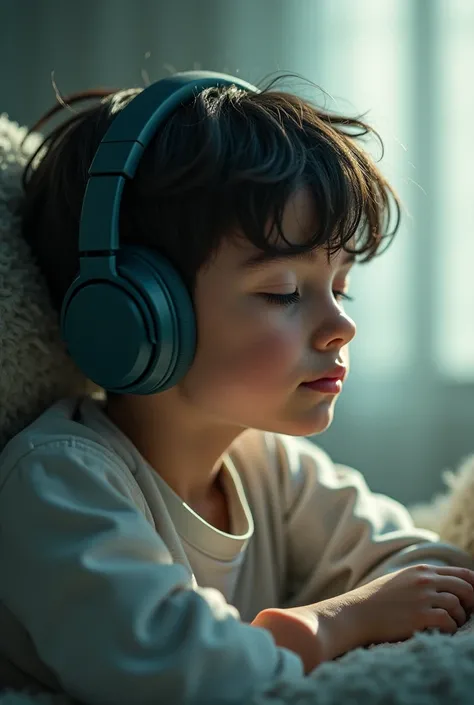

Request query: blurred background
[{"left": 1, "top": 0, "right": 473, "bottom": 506}]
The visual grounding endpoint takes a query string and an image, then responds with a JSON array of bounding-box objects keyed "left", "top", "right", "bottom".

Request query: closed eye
[
  {"left": 261, "top": 290, "right": 354, "bottom": 306},
  {"left": 260, "top": 291, "right": 301, "bottom": 306},
  {"left": 333, "top": 290, "right": 354, "bottom": 302}
]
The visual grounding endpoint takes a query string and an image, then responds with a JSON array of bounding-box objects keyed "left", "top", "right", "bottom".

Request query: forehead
[
  {"left": 207, "top": 186, "right": 356, "bottom": 274},
  {"left": 239, "top": 243, "right": 355, "bottom": 272},
  {"left": 210, "top": 234, "right": 355, "bottom": 277},
  {"left": 231, "top": 188, "right": 318, "bottom": 264},
  {"left": 278, "top": 187, "right": 319, "bottom": 245}
]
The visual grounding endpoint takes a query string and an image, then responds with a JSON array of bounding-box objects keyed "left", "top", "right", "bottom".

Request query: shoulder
[{"left": 0, "top": 397, "right": 137, "bottom": 499}]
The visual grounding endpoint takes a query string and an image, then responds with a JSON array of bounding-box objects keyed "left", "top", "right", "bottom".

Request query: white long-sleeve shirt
[{"left": 0, "top": 396, "right": 471, "bottom": 704}]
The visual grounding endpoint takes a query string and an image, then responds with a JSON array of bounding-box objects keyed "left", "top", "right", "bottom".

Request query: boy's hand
[
  {"left": 251, "top": 565, "right": 474, "bottom": 673},
  {"left": 345, "top": 564, "right": 474, "bottom": 647}
]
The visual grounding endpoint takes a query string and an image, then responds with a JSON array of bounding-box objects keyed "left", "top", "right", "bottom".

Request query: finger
[
  {"left": 434, "top": 576, "right": 474, "bottom": 610},
  {"left": 433, "top": 592, "right": 467, "bottom": 627},
  {"left": 434, "top": 566, "right": 474, "bottom": 588},
  {"left": 424, "top": 608, "right": 458, "bottom": 634}
]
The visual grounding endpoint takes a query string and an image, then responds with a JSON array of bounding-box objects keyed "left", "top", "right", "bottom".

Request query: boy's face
[{"left": 178, "top": 188, "right": 357, "bottom": 437}]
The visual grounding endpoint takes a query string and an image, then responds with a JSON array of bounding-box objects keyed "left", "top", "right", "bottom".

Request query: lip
[{"left": 300, "top": 366, "right": 347, "bottom": 395}]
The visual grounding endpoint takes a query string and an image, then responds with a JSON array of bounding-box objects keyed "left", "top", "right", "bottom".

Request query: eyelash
[{"left": 261, "top": 290, "right": 354, "bottom": 307}]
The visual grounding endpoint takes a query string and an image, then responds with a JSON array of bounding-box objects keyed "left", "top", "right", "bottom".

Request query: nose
[{"left": 311, "top": 307, "right": 356, "bottom": 352}]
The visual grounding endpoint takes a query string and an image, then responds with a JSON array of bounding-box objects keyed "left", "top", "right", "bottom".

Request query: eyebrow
[{"left": 241, "top": 249, "right": 356, "bottom": 271}]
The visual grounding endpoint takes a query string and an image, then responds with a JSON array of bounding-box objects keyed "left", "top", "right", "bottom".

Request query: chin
[
  {"left": 286, "top": 416, "right": 333, "bottom": 437},
  {"left": 259, "top": 401, "right": 336, "bottom": 438}
]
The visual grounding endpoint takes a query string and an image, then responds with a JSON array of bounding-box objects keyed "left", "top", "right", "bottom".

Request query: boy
[{"left": 0, "top": 72, "right": 473, "bottom": 704}]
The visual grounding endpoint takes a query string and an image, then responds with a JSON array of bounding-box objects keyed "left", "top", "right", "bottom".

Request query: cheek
[
  {"left": 191, "top": 316, "right": 302, "bottom": 394},
  {"left": 226, "top": 329, "right": 300, "bottom": 388}
]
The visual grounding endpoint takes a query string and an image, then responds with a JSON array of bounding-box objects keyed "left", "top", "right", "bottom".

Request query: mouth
[{"left": 300, "top": 366, "right": 347, "bottom": 395}]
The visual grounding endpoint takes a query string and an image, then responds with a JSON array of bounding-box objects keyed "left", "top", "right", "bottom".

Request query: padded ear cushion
[
  {"left": 118, "top": 245, "right": 197, "bottom": 394},
  {"left": 61, "top": 246, "right": 196, "bottom": 394}
]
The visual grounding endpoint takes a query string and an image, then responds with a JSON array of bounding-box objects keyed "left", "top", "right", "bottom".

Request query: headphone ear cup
[
  {"left": 61, "top": 247, "right": 196, "bottom": 394},
  {"left": 61, "top": 273, "right": 156, "bottom": 392},
  {"left": 117, "top": 246, "right": 197, "bottom": 394}
]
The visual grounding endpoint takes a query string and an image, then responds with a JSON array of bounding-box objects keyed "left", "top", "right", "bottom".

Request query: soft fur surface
[
  {"left": 411, "top": 454, "right": 474, "bottom": 555},
  {"left": 0, "top": 114, "right": 88, "bottom": 450},
  {"left": 3, "top": 629, "right": 474, "bottom": 705},
  {"left": 3, "top": 111, "right": 474, "bottom": 704}
]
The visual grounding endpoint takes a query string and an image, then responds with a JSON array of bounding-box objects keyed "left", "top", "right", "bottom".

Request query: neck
[{"left": 106, "top": 391, "right": 242, "bottom": 505}]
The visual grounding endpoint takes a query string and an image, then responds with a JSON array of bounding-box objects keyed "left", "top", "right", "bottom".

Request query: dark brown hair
[{"left": 20, "top": 76, "right": 401, "bottom": 311}]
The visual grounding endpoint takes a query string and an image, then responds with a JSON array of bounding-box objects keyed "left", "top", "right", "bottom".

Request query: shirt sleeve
[
  {"left": 274, "top": 434, "right": 474, "bottom": 606},
  {"left": 0, "top": 438, "right": 303, "bottom": 705}
]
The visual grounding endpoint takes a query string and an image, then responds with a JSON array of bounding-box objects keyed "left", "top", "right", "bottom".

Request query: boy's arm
[
  {"left": 271, "top": 434, "right": 474, "bottom": 606},
  {"left": 0, "top": 440, "right": 302, "bottom": 705}
]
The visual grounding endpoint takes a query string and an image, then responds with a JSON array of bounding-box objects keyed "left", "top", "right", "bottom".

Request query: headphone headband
[{"left": 79, "top": 71, "right": 259, "bottom": 255}]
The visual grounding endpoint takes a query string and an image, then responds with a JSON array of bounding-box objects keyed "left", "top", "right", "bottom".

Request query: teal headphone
[{"left": 60, "top": 71, "right": 259, "bottom": 394}]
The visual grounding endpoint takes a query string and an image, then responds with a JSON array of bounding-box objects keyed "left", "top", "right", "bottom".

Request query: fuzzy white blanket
[
  {"left": 3, "top": 629, "right": 474, "bottom": 705},
  {"left": 3, "top": 113, "right": 474, "bottom": 704}
]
